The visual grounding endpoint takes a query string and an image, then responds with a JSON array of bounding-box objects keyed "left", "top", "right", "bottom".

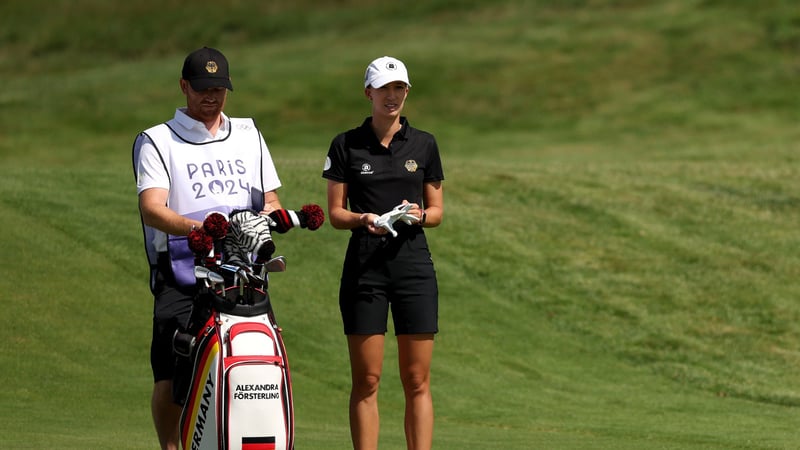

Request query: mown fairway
[{"left": 1, "top": 1, "right": 800, "bottom": 448}]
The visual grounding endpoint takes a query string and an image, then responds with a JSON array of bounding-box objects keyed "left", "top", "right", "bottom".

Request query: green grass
[{"left": 2, "top": 0, "right": 800, "bottom": 448}]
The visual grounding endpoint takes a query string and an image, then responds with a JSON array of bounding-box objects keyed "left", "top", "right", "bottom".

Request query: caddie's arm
[
  {"left": 260, "top": 190, "right": 282, "bottom": 216},
  {"left": 139, "top": 187, "right": 203, "bottom": 235}
]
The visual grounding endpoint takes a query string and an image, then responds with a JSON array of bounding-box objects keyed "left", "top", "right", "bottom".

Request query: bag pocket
[
  {"left": 167, "top": 234, "right": 197, "bottom": 288},
  {"left": 222, "top": 355, "right": 289, "bottom": 450},
  {"left": 221, "top": 320, "right": 291, "bottom": 449}
]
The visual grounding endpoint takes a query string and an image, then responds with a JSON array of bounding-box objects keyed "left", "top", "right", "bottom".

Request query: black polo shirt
[{"left": 323, "top": 117, "right": 444, "bottom": 216}]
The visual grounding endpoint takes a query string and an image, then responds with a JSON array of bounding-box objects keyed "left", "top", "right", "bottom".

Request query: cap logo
[
  {"left": 205, "top": 61, "right": 218, "bottom": 74},
  {"left": 386, "top": 62, "right": 397, "bottom": 70}
]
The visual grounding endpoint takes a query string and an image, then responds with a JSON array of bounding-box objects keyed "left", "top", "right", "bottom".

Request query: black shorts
[
  {"left": 150, "top": 254, "right": 195, "bottom": 382},
  {"left": 339, "top": 228, "right": 438, "bottom": 335}
]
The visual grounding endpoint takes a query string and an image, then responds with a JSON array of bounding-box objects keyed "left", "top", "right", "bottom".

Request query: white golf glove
[
  {"left": 373, "top": 203, "right": 419, "bottom": 238},
  {"left": 399, "top": 210, "right": 420, "bottom": 225}
]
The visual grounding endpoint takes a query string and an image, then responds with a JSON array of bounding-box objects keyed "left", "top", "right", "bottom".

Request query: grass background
[{"left": 2, "top": 0, "right": 800, "bottom": 448}]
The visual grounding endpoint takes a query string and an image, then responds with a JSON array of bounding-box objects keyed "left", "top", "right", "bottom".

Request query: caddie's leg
[
  {"left": 152, "top": 380, "right": 181, "bottom": 450},
  {"left": 347, "top": 334, "right": 385, "bottom": 450},
  {"left": 397, "top": 334, "right": 434, "bottom": 450}
]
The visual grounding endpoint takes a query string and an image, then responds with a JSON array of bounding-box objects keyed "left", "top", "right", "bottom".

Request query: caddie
[{"left": 131, "top": 46, "right": 283, "bottom": 450}]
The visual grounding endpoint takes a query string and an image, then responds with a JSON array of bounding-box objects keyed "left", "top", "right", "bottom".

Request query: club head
[
  {"left": 218, "top": 264, "right": 241, "bottom": 284},
  {"left": 194, "top": 266, "right": 212, "bottom": 280},
  {"left": 208, "top": 271, "right": 225, "bottom": 285},
  {"left": 195, "top": 266, "right": 225, "bottom": 291},
  {"left": 264, "top": 256, "right": 286, "bottom": 273}
]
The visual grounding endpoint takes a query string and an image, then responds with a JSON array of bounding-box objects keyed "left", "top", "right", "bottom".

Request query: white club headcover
[
  {"left": 223, "top": 222, "right": 250, "bottom": 266},
  {"left": 229, "top": 210, "right": 274, "bottom": 257}
]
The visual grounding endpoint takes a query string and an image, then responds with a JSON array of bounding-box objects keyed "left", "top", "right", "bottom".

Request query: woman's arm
[
  {"left": 420, "top": 181, "right": 443, "bottom": 228},
  {"left": 326, "top": 180, "right": 386, "bottom": 234}
]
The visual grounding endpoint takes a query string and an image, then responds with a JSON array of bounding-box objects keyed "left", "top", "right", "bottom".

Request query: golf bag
[
  {"left": 168, "top": 206, "right": 324, "bottom": 450},
  {"left": 174, "top": 282, "right": 294, "bottom": 450}
]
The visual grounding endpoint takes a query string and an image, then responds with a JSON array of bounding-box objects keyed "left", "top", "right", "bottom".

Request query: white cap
[{"left": 364, "top": 56, "right": 411, "bottom": 88}]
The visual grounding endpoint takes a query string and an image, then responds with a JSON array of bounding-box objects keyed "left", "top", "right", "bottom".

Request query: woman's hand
[{"left": 360, "top": 213, "right": 388, "bottom": 235}]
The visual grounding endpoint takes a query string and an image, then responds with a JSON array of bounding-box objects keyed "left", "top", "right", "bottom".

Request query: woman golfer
[{"left": 322, "top": 55, "right": 444, "bottom": 450}]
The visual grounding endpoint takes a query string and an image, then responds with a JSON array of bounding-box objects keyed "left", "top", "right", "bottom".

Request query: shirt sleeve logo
[{"left": 404, "top": 160, "right": 418, "bottom": 173}]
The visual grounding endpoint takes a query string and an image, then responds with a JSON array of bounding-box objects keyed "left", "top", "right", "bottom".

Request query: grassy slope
[{"left": 2, "top": 0, "right": 800, "bottom": 448}]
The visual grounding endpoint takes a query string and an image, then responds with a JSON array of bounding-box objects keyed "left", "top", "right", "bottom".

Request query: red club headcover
[
  {"left": 188, "top": 228, "right": 213, "bottom": 256},
  {"left": 268, "top": 204, "right": 325, "bottom": 233},
  {"left": 300, "top": 204, "right": 325, "bottom": 230},
  {"left": 203, "top": 212, "right": 229, "bottom": 240}
]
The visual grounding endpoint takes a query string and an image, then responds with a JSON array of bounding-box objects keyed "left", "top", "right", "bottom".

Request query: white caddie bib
[
  {"left": 137, "top": 118, "right": 272, "bottom": 286},
  {"left": 142, "top": 118, "right": 265, "bottom": 220}
]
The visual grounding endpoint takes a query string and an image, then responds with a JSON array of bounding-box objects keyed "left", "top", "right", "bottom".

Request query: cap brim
[
  {"left": 188, "top": 77, "right": 234, "bottom": 91},
  {"left": 367, "top": 74, "right": 410, "bottom": 89}
]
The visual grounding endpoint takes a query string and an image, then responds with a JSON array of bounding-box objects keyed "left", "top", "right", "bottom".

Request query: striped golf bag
[{"left": 173, "top": 279, "right": 294, "bottom": 450}]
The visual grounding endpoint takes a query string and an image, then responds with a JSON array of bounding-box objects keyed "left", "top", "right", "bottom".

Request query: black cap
[{"left": 181, "top": 47, "right": 233, "bottom": 91}]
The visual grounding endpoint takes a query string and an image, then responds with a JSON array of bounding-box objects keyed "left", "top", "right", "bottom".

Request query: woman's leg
[
  {"left": 397, "top": 334, "right": 434, "bottom": 450},
  {"left": 347, "top": 334, "right": 386, "bottom": 450}
]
